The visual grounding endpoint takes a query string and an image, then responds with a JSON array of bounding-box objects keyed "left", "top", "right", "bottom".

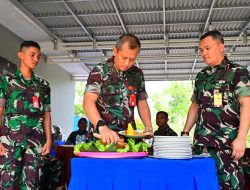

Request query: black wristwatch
[
  {"left": 181, "top": 131, "right": 189, "bottom": 136},
  {"left": 95, "top": 120, "right": 107, "bottom": 132}
]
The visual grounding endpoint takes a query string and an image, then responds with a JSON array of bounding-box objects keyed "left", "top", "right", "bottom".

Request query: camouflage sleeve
[
  {"left": 44, "top": 81, "right": 51, "bottom": 112},
  {"left": 191, "top": 81, "right": 197, "bottom": 102},
  {"left": 234, "top": 68, "right": 250, "bottom": 99},
  {"left": 0, "top": 76, "right": 7, "bottom": 107},
  {"left": 138, "top": 71, "right": 148, "bottom": 100},
  {"left": 84, "top": 66, "right": 103, "bottom": 95}
]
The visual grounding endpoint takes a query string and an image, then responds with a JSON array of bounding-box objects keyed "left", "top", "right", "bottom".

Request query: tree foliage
[
  {"left": 75, "top": 81, "right": 86, "bottom": 100},
  {"left": 74, "top": 81, "right": 86, "bottom": 116},
  {"left": 74, "top": 103, "right": 85, "bottom": 116},
  {"left": 151, "top": 81, "right": 193, "bottom": 133}
]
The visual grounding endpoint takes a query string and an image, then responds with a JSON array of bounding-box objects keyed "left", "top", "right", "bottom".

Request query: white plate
[
  {"left": 153, "top": 146, "right": 192, "bottom": 150},
  {"left": 154, "top": 152, "right": 192, "bottom": 156},
  {"left": 153, "top": 154, "right": 192, "bottom": 159},
  {"left": 154, "top": 139, "right": 191, "bottom": 143},
  {"left": 153, "top": 144, "right": 191, "bottom": 148},
  {"left": 154, "top": 136, "right": 191, "bottom": 138},
  {"left": 154, "top": 150, "right": 192, "bottom": 154},
  {"left": 153, "top": 143, "right": 192, "bottom": 147},
  {"left": 192, "top": 154, "right": 211, "bottom": 158},
  {"left": 154, "top": 136, "right": 191, "bottom": 141}
]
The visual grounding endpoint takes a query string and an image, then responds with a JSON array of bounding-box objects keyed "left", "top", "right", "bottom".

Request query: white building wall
[
  {"left": 0, "top": 23, "right": 22, "bottom": 65},
  {"left": 35, "top": 63, "right": 75, "bottom": 139},
  {"left": 0, "top": 23, "right": 74, "bottom": 139}
]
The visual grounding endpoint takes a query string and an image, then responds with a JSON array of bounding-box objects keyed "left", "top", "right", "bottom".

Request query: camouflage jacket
[
  {"left": 192, "top": 56, "right": 250, "bottom": 149},
  {"left": 154, "top": 124, "right": 178, "bottom": 136},
  {"left": 85, "top": 57, "right": 148, "bottom": 131},
  {"left": 0, "top": 69, "right": 51, "bottom": 148}
]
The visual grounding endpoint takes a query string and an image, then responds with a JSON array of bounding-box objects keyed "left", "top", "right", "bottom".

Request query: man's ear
[
  {"left": 18, "top": 52, "right": 23, "bottom": 60},
  {"left": 219, "top": 43, "right": 225, "bottom": 52},
  {"left": 113, "top": 47, "right": 118, "bottom": 57}
]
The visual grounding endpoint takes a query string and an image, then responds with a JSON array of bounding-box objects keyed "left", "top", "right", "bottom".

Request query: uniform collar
[
  {"left": 108, "top": 57, "right": 125, "bottom": 77},
  {"left": 206, "top": 56, "right": 230, "bottom": 75},
  {"left": 14, "top": 69, "right": 37, "bottom": 86},
  {"left": 15, "top": 69, "right": 36, "bottom": 80}
]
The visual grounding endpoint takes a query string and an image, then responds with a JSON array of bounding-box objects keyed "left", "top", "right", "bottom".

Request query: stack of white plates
[{"left": 153, "top": 136, "right": 192, "bottom": 159}]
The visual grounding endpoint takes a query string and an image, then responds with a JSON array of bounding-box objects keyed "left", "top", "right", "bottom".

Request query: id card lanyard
[
  {"left": 128, "top": 85, "right": 136, "bottom": 107},
  {"left": 214, "top": 92, "right": 222, "bottom": 107},
  {"left": 32, "top": 92, "right": 40, "bottom": 108}
]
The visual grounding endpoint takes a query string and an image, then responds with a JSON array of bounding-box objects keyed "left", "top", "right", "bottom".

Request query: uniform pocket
[{"left": 102, "top": 85, "right": 121, "bottom": 107}]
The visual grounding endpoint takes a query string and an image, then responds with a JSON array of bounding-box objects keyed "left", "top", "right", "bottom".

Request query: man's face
[
  {"left": 18, "top": 46, "right": 41, "bottom": 70},
  {"left": 78, "top": 121, "right": 87, "bottom": 131},
  {"left": 199, "top": 36, "right": 224, "bottom": 67},
  {"left": 113, "top": 41, "right": 140, "bottom": 71},
  {"left": 156, "top": 113, "right": 168, "bottom": 128}
]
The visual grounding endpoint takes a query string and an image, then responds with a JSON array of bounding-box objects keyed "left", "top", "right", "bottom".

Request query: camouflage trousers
[
  {"left": 0, "top": 143, "right": 43, "bottom": 190},
  {"left": 242, "top": 155, "right": 250, "bottom": 177},
  {"left": 40, "top": 156, "right": 64, "bottom": 190},
  {"left": 194, "top": 145, "right": 245, "bottom": 190}
]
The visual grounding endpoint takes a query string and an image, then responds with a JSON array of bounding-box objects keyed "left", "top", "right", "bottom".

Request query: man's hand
[
  {"left": 42, "top": 142, "right": 51, "bottom": 156},
  {"left": 143, "top": 127, "right": 154, "bottom": 139},
  {"left": 231, "top": 137, "right": 246, "bottom": 160},
  {"left": 94, "top": 126, "right": 120, "bottom": 144},
  {"left": 0, "top": 142, "right": 5, "bottom": 156}
]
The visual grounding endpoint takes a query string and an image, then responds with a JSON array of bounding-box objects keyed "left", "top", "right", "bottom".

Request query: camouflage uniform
[
  {"left": 40, "top": 156, "right": 64, "bottom": 190},
  {"left": 0, "top": 69, "right": 51, "bottom": 190},
  {"left": 85, "top": 57, "right": 148, "bottom": 131},
  {"left": 192, "top": 56, "right": 250, "bottom": 189},
  {"left": 154, "top": 124, "right": 177, "bottom": 136}
]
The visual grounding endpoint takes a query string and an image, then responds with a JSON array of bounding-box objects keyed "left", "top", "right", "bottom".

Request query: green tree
[
  {"left": 74, "top": 81, "right": 86, "bottom": 116},
  {"left": 74, "top": 103, "right": 85, "bottom": 116},
  {"left": 75, "top": 81, "right": 86, "bottom": 100},
  {"left": 135, "top": 118, "right": 144, "bottom": 131},
  {"left": 151, "top": 81, "right": 193, "bottom": 134}
]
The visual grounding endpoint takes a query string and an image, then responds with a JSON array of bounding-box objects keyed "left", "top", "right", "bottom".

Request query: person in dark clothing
[
  {"left": 154, "top": 111, "right": 177, "bottom": 136},
  {"left": 65, "top": 118, "right": 89, "bottom": 145}
]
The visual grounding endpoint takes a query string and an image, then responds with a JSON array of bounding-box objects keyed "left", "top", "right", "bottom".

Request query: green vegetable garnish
[{"left": 73, "top": 138, "right": 150, "bottom": 153}]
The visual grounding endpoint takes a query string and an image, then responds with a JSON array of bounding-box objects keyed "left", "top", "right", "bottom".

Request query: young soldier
[
  {"left": 0, "top": 41, "right": 52, "bottom": 189},
  {"left": 182, "top": 31, "right": 250, "bottom": 189},
  {"left": 154, "top": 111, "right": 177, "bottom": 136}
]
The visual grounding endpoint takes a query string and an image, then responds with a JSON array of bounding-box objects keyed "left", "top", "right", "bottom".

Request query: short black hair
[
  {"left": 116, "top": 33, "right": 141, "bottom": 51},
  {"left": 78, "top": 118, "right": 87, "bottom": 126},
  {"left": 156, "top": 111, "right": 168, "bottom": 119},
  {"left": 20, "top": 41, "right": 40, "bottom": 52},
  {"left": 200, "top": 30, "right": 224, "bottom": 44}
]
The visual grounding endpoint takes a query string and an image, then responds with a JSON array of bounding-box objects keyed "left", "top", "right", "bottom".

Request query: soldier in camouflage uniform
[
  {"left": 83, "top": 34, "right": 153, "bottom": 144},
  {"left": 154, "top": 111, "right": 177, "bottom": 136},
  {"left": 0, "top": 41, "right": 52, "bottom": 190},
  {"left": 182, "top": 30, "right": 250, "bottom": 189}
]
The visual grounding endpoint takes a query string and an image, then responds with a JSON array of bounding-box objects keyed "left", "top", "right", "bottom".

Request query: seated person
[
  {"left": 52, "top": 125, "right": 63, "bottom": 144},
  {"left": 65, "top": 118, "right": 89, "bottom": 145},
  {"left": 154, "top": 111, "right": 177, "bottom": 136}
]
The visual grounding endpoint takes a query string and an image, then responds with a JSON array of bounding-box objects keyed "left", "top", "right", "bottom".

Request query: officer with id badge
[
  {"left": 181, "top": 30, "right": 250, "bottom": 189},
  {"left": 0, "top": 41, "right": 51, "bottom": 189},
  {"left": 83, "top": 34, "right": 153, "bottom": 144}
]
